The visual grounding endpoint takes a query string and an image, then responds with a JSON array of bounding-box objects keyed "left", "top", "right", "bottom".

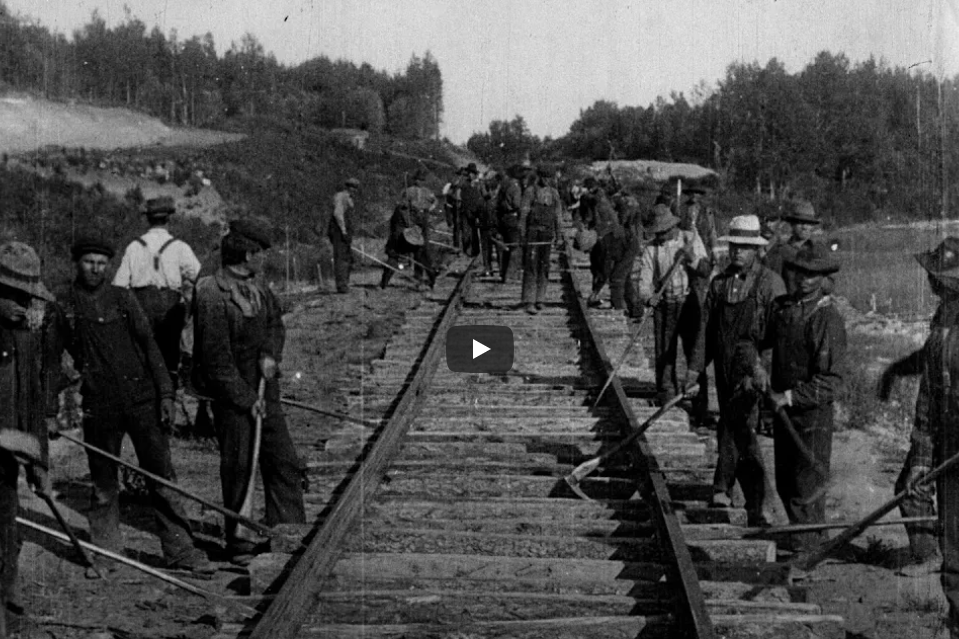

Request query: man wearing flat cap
[
  {"left": 62, "top": 234, "right": 211, "bottom": 575},
  {"left": 0, "top": 241, "right": 64, "bottom": 635},
  {"left": 113, "top": 196, "right": 201, "bottom": 389},
  {"left": 878, "top": 237, "right": 959, "bottom": 631},
  {"left": 689, "top": 214, "right": 785, "bottom": 527},
  {"left": 327, "top": 178, "right": 360, "bottom": 293},
  {"left": 518, "top": 167, "right": 565, "bottom": 314},
  {"left": 762, "top": 241, "right": 846, "bottom": 551},
  {"left": 192, "top": 219, "right": 306, "bottom": 565}
]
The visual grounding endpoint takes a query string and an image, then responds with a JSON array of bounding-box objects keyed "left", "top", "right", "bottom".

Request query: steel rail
[
  {"left": 560, "top": 247, "right": 717, "bottom": 639},
  {"left": 247, "top": 259, "right": 478, "bottom": 639}
]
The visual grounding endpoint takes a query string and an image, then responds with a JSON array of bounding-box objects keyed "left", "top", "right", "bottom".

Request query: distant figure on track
[
  {"left": 400, "top": 169, "right": 439, "bottom": 289},
  {"left": 519, "top": 167, "right": 564, "bottom": 314},
  {"left": 327, "top": 177, "right": 360, "bottom": 294},
  {"left": 494, "top": 165, "right": 527, "bottom": 283},
  {"left": 878, "top": 237, "right": 959, "bottom": 574},
  {"left": 192, "top": 220, "right": 306, "bottom": 565},
  {"left": 763, "top": 241, "right": 846, "bottom": 551},
  {"left": 691, "top": 214, "right": 784, "bottom": 527},
  {"left": 113, "top": 196, "right": 201, "bottom": 389}
]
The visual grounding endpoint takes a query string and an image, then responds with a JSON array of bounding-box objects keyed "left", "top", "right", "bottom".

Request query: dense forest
[
  {"left": 0, "top": 2, "right": 443, "bottom": 137},
  {"left": 469, "top": 54, "right": 959, "bottom": 224}
]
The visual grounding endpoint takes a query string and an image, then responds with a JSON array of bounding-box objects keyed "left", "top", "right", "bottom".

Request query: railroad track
[{"left": 218, "top": 235, "right": 845, "bottom": 639}]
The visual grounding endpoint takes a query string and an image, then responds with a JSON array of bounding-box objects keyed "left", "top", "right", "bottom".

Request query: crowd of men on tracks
[{"left": 3, "top": 161, "right": 959, "bottom": 637}]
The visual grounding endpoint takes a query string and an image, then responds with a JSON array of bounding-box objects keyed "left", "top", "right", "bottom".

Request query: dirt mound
[{"left": 586, "top": 159, "right": 718, "bottom": 191}]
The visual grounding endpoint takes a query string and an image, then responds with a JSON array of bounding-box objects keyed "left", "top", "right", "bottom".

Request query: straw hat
[
  {"left": 647, "top": 204, "right": 681, "bottom": 234},
  {"left": 719, "top": 215, "right": 768, "bottom": 246}
]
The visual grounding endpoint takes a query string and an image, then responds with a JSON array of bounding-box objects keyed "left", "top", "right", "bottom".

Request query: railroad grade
[{"left": 220, "top": 238, "right": 845, "bottom": 638}]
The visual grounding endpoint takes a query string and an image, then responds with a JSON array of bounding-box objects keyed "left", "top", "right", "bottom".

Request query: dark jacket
[{"left": 192, "top": 268, "right": 284, "bottom": 411}]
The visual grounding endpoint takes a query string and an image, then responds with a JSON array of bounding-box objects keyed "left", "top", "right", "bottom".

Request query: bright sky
[{"left": 9, "top": 0, "right": 959, "bottom": 143}]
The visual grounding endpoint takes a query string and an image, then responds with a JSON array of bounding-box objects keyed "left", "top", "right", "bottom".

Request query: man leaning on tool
[
  {"left": 327, "top": 178, "right": 360, "bottom": 294},
  {"left": 0, "top": 241, "right": 64, "bottom": 637},
  {"left": 62, "top": 235, "right": 211, "bottom": 576},
  {"left": 763, "top": 241, "right": 846, "bottom": 552},
  {"left": 192, "top": 220, "right": 306, "bottom": 566},
  {"left": 689, "top": 214, "right": 784, "bottom": 528},
  {"left": 112, "top": 196, "right": 201, "bottom": 389}
]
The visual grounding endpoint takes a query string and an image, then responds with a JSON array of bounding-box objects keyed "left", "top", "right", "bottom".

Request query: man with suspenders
[{"left": 113, "top": 196, "right": 201, "bottom": 389}]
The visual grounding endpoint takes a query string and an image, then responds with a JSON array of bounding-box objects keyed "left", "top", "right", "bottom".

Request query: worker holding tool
[
  {"left": 637, "top": 204, "right": 709, "bottom": 407},
  {"left": 379, "top": 200, "right": 436, "bottom": 290},
  {"left": 400, "top": 169, "right": 439, "bottom": 290},
  {"left": 192, "top": 220, "right": 306, "bottom": 566},
  {"left": 519, "top": 166, "right": 565, "bottom": 314},
  {"left": 690, "top": 214, "right": 784, "bottom": 528},
  {"left": 0, "top": 241, "right": 65, "bottom": 637},
  {"left": 325, "top": 177, "right": 360, "bottom": 294},
  {"left": 763, "top": 241, "right": 846, "bottom": 552},
  {"left": 62, "top": 235, "right": 212, "bottom": 577}
]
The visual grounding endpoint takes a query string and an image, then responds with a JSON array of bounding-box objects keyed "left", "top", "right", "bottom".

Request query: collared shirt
[
  {"left": 332, "top": 190, "right": 354, "bottom": 235},
  {"left": 638, "top": 230, "right": 707, "bottom": 302},
  {"left": 113, "top": 227, "right": 201, "bottom": 291}
]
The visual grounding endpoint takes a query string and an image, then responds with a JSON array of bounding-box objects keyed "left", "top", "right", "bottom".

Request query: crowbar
[
  {"left": 187, "top": 392, "right": 381, "bottom": 430},
  {"left": 565, "top": 385, "right": 697, "bottom": 500},
  {"left": 792, "top": 449, "right": 959, "bottom": 571},
  {"left": 37, "top": 490, "right": 103, "bottom": 579}
]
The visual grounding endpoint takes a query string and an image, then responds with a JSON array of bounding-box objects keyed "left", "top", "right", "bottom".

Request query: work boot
[
  {"left": 228, "top": 540, "right": 270, "bottom": 567},
  {"left": 587, "top": 292, "right": 602, "bottom": 308},
  {"left": 709, "top": 492, "right": 732, "bottom": 508},
  {"left": 534, "top": 302, "right": 544, "bottom": 311},
  {"left": 525, "top": 304, "right": 538, "bottom": 315}
]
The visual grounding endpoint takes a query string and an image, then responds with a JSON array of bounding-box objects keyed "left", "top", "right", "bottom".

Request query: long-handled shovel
[
  {"left": 792, "top": 449, "right": 959, "bottom": 571},
  {"left": 592, "top": 252, "right": 685, "bottom": 409},
  {"left": 36, "top": 490, "right": 103, "bottom": 579},
  {"left": 565, "top": 385, "right": 697, "bottom": 500},
  {"left": 58, "top": 432, "right": 275, "bottom": 538},
  {"left": 237, "top": 379, "right": 266, "bottom": 542}
]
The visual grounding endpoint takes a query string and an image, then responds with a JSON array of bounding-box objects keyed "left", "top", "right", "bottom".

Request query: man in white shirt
[{"left": 114, "top": 196, "right": 201, "bottom": 388}]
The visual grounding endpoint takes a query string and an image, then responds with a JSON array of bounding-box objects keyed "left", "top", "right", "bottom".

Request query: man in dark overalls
[
  {"left": 519, "top": 167, "right": 564, "bottom": 314},
  {"left": 692, "top": 214, "right": 785, "bottom": 527}
]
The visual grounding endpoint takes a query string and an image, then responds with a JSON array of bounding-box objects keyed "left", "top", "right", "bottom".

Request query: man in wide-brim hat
[
  {"left": 878, "top": 237, "right": 959, "bottom": 626},
  {"left": 637, "top": 203, "right": 710, "bottom": 407},
  {"left": 763, "top": 200, "right": 820, "bottom": 282},
  {"left": 0, "top": 240, "right": 63, "bottom": 634},
  {"left": 764, "top": 241, "right": 846, "bottom": 551},
  {"left": 688, "top": 214, "right": 785, "bottom": 527}
]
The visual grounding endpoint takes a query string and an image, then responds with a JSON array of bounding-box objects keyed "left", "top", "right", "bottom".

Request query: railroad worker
[
  {"left": 380, "top": 201, "right": 428, "bottom": 290},
  {"left": 582, "top": 178, "right": 625, "bottom": 308},
  {"left": 610, "top": 190, "right": 643, "bottom": 318},
  {"left": 764, "top": 242, "right": 846, "bottom": 551},
  {"left": 519, "top": 167, "right": 564, "bottom": 314},
  {"left": 459, "top": 163, "right": 494, "bottom": 274},
  {"left": 762, "top": 200, "right": 820, "bottom": 285},
  {"left": 441, "top": 169, "right": 462, "bottom": 250},
  {"left": 494, "top": 165, "right": 527, "bottom": 283},
  {"left": 327, "top": 177, "right": 360, "bottom": 294},
  {"left": 113, "top": 196, "right": 201, "bottom": 389},
  {"left": 192, "top": 220, "right": 306, "bottom": 565},
  {"left": 63, "top": 235, "right": 211, "bottom": 575},
  {"left": 877, "top": 237, "right": 959, "bottom": 568},
  {"left": 692, "top": 214, "right": 784, "bottom": 527},
  {"left": 0, "top": 242, "right": 64, "bottom": 636},
  {"left": 402, "top": 169, "right": 439, "bottom": 289},
  {"left": 638, "top": 204, "right": 709, "bottom": 406}
]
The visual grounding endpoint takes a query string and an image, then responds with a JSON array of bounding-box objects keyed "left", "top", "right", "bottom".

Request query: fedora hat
[
  {"left": 648, "top": 204, "right": 681, "bottom": 235},
  {"left": 719, "top": 215, "right": 768, "bottom": 246},
  {"left": 783, "top": 200, "right": 820, "bottom": 225},
  {"left": 143, "top": 196, "right": 177, "bottom": 218},
  {"left": 916, "top": 237, "right": 959, "bottom": 278},
  {"left": 0, "top": 242, "right": 54, "bottom": 302},
  {"left": 786, "top": 240, "right": 840, "bottom": 274}
]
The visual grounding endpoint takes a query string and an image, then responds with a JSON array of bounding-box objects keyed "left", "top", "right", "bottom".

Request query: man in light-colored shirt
[
  {"left": 113, "top": 196, "right": 201, "bottom": 388},
  {"left": 327, "top": 178, "right": 359, "bottom": 293},
  {"left": 638, "top": 204, "right": 709, "bottom": 406}
]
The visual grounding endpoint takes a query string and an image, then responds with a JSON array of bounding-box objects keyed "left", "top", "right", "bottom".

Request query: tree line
[
  {"left": 0, "top": 3, "right": 443, "bottom": 137},
  {"left": 468, "top": 52, "right": 959, "bottom": 224}
]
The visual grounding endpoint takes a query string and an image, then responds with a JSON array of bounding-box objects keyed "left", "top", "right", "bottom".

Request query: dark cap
[
  {"left": 143, "top": 196, "right": 177, "bottom": 217},
  {"left": 783, "top": 200, "right": 820, "bottom": 225},
  {"left": 785, "top": 240, "right": 840, "bottom": 274},
  {"left": 71, "top": 234, "right": 115, "bottom": 260},
  {"left": 229, "top": 218, "right": 272, "bottom": 250}
]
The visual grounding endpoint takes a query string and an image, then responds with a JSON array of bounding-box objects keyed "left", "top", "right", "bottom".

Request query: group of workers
[{"left": 0, "top": 197, "right": 304, "bottom": 636}]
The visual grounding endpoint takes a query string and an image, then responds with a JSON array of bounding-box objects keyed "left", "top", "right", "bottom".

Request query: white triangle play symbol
[{"left": 472, "top": 339, "right": 491, "bottom": 359}]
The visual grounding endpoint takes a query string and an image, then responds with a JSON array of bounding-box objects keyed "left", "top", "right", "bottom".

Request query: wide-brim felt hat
[
  {"left": 71, "top": 234, "right": 116, "bottom": 261},
  {"left": 229, "top": 218, "right": 272, "bottom": 250},
  {"left": 648, "top": 204, "right": 681, "bottom": 234},
  {"left": 143, "top": 196, "right": 177, "bottom": 217},
  {"left": 916, "top": 237, "right": 959, "bottom": 278},
  {"left": 786, "top": 240, "right": 840, "bottom": 274},
  {"left": 464, "top": 162, "right": 479, "bottom": 175},
  {"left": 719, "top": 214, "right": 768, "bottom": 246},
  {"left": 0, "top": 242, "right": 54, "bottom": 302},
  {"left": 783, "top": 200, "right": 820, "bottom": 225}
]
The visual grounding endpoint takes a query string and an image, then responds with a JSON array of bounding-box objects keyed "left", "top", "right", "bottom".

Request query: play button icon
[{"left": 447, "top": 325, "right": 514, "bottom": 373}]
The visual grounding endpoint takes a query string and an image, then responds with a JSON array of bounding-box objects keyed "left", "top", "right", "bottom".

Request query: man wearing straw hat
[
  {"left": 764, "top": 242, "right": 846, "bottom": 551},
  {"left": 0, "top": 241, "right": 63, "bottom": 636},
  {"left": 637, "top": 204, "right": 709, "bottom": 407},
  {"left": 692, "top": 214, "right": 785, "bottom": 527},
  {"left": 879, "top": 238, "right": 959, "bottom": 629}
]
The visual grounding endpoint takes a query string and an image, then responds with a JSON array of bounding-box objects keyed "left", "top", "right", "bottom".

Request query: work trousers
[
  {"left": 498, "top": 217, "right": 522, "bottom": 282},
  {"left": 474, "top": 226, "right": 495, "bottom": 274},
  {"left": 82, "top": 401, "right": 196, "bottom": 563},
  {"left": 895, "top": 446, "right": 939, "bottom": 559},
  {"left": 132, "top": 288, "right": 184, "bottom": 387},
  {"left": 938, "top": 462, "right": 959, "bottom": 630},
  {"left": 0, "top": 451, "right": 20, "bottom": 631},
  {"left": 328, "top": 223, "right": 353, "bottom": 293},
  {"left": 713, "top": 376, "right": 766, "bottom": 523},
  {"left": 774, "top": 407, "right": 833, "bottom": 550},
  {"left": 609, "top": 238, "right": 639, "bottom": 313},
  {"left": 211, "top": 384, "right": 306, "bottom": 547},
  {"left": 521, "top": 229, "right": 553, "bottom": 305},
  {"left": 652, "top": 295, "right": 702, "bottom": 403},
  {"left": 589, "top": 236, "right": 614, "bottom": 295}
]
